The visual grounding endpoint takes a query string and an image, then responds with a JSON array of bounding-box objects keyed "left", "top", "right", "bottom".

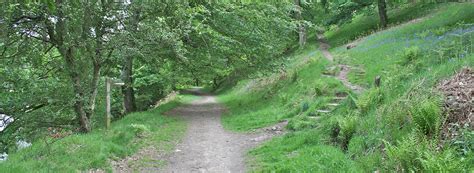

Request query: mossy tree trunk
[{"left": 377, "top": 0, "right": 388, "bottom": 28}]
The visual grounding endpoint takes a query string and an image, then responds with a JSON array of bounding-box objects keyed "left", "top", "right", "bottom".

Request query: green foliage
[
  {"left": 347, "top": 136, "right": 366, "bottom": 157},
  {"left": 399, "top": 46, "right": 421, "bottom": 66},
  {"left": 386, "top": 133, "right": 467, "bottom": 172},
  {"left": 409, "top": 98, "right": 442, "bottom": 137},
  {"left": 218, "top": 2, "right": 474, "bottom": 172},
  {"left": 250, "top": 131, "right": 360, "bottom": 172},
  {"left": 447, "top": 124, "right": 474, "bottom": 156},
  {"left": 325, "top": 3, "right": 439, "bottom": 47},
  {"left": 337, "top": 114, "right": 359, "bottom": 150},
  {"left": 0, "top": 98, "right": 186, "bottom": 172},
  {"left": 129, "top": 124, "right": 150, "bottom": 137},
  {"left": 287, "top": 116, "right": 317, "bottom": 131},
  {"left": 356, "top": 87, "right": 384, "bottom": 113}
]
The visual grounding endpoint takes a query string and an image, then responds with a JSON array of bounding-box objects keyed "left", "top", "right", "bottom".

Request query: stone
[{"left": 0, "top": 114, "right": 14, "bottom": 132}]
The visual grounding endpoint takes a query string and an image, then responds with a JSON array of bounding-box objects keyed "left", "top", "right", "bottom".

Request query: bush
[
  {"left": 356, "top": 88, "right": 384, "bottom": 113},
  {"left": 348, "top": 136, "right": 366, "bottom": 157},
  {"left": 386, "top": 133, "right": 467, "bottom": 172},
  {"left": 386, "top": 134, "right": 425, "bottom": 172},
  {"left": 399, "top": 46, "right": 421, "bottom": 66},
  {"left": 287, "top": 116, "right": 318, "bottom": 131},
  {"left": 338, "top": 114, "right": 359, "bottom": 151},
  {"left": 129, "top": 124, "right": 150, "bottom": 137}
]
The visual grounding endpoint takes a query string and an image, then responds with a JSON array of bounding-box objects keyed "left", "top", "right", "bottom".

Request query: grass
[
  {"left": 218, "top": 2, "right": 474, "bottom": 172},
  {"left": 325, "top": 3, "right": 442, "bottom": 47},
  {"left": 0, "top": 95, "right": 195, "bottom": 172}
]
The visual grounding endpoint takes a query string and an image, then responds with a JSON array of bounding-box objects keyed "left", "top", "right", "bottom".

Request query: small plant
[
  {"left": 356, "top": 87, "right": 384, "bottom": 113},
  {"left": 291, "top": 71, "right": 298, "bottom": 83},
  {"left": 337, "top": 115, "right": 359, "bottom": 151},
  {"left": 409, "top": 99, "right": 441, "bottom": 137},
  {"left": 348, "top": 136, "right": 366, "bottom": 158},
  {"left": 386, "top": 133, "right": 467, "bottom": 172},
  {"left": 433, "top": 27, "right": 447, "bottom": 36},
  {"left": 129, "top": 124, "right": 150, "bottom": 137},
  {"left": 287, "top": 116, "right": 318, "bottom": 131},
  {"left": 416, "top": 30, "right": 430, "bottom": 38},
  {"left": 398, "top": 46, "right": 421, "bottom": 66},
  {"left": 448, "top": 123, "right": 474, "bottom": 156},
  {"left": 386, "top": 133, "right": 425, "bottom": 172}
]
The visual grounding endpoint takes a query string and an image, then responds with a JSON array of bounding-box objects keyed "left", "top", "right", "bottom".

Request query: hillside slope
[{"left": 219, "top": 3, "right": 474, "bottom": 172}]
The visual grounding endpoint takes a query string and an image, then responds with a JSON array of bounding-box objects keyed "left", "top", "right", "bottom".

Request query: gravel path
[{"left": 158, "top": 95, "right": 286, "bottom": 173}]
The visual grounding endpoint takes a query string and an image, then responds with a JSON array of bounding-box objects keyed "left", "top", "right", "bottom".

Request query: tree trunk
[
  {"left": 121, "top": 1, "right": 141, "bottom": 114},
  {"left": 62, "top": 48, "right": 91, "bottom": 132},
  {"left": 122, "top": 55, "right": 136, "bottom": 114},
  {"left": 377, "top": 0, "right": 388, "bottom": 28},
  {"left": 87, "top": 62, "right": 101, "bottom": 116},
  {"left": 54, "top": 0, "right": 91, "bottom": 132},
  {"left": 294, "top": 0, "right": 306, "bottom": 47}
]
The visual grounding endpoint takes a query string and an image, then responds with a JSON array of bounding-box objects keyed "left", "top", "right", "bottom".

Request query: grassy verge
[
  {"left": 0, "top": 95, "right": 195, "bottom": 172},
  {"left": 219, "top": 3, "right": 474, "bottom": 172}
]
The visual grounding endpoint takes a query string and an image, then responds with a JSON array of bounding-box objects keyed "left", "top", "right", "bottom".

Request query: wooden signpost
[{"left": 105, "top": 77, "right": 124, "bottom": 129}]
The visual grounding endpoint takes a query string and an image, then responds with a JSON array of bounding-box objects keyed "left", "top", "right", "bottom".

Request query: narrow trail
[
  {"left": 317, "top": 32, "right": 364, "bottom": 93},
  {"left": 160, "top": 95, "right": 286, "bottom": 173},
  {"left": 162, "top": 96, "right": 253, "bottom": 173},
  {"left": 112, "top": 91, "right": 287, "bottom": 173},
  {"left": 317, "top": 33, "right": 334, "bottom": 62}
]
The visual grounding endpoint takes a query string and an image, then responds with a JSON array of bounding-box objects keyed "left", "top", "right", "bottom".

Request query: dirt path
[
  {"left": 317, "top": 32, "right": 364, "bottom": 93},
  {"left": 111, "top": 94, "right": 285, "bottom": 173},
  {"left": 317, "top": 33, "right": 334, "bottom": 62},
  {"left": 337, "top": 65, "right": 364, "bottom": 93},
  {"left": 149, "top": 95, "right": 285, "bottom": 173},
  {"left": 162, "top": 96, "right": 251, "bottom": 173}
]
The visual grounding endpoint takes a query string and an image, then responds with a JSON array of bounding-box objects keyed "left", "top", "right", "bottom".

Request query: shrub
[
  {"left": 381, "top": 101, "right": 410, "bottom": 129},
  {"left": 287, "top": 116, "right": 318, "bottom": 131},
  {"left": 386, "top": 134, "right": 426, "bottom": 172},
  {"left": 409, "top": 99, "right": 442, "bottom": 137},
  {"left": 348, "top": 136, "right": 366, "bottom": 158},
  {"left": 399, "top": 46, "right": 421, "bottom": 66},
  {"left": 338, "top": 115, "right": 359, "bottom": 151},
  {"left": 129, "top": 124, "right": 150, "bottom": 138},
  {"left": 386, "top": 133, "right": 467, "bottom": 172},
  {"left": 448, "top": 124, "right": 474, "bottom": 156},
  {"left": 356, "top": 88, "right": 384, "bottom": 113}
]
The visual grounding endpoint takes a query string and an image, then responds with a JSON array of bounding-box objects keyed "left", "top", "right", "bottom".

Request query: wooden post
[
  {"left": 105, "top": 78, "right": 124, "bottom": 129},
  {"left": 374, "top": 75, "right": 381, "bottom": 87},
  {"left": 106, "top": 77, "right": 111, "bottom": 129}
]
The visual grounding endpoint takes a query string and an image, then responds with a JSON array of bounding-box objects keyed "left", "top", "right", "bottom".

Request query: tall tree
[
  {"left": 377, "top": 0, "right": 388, "bottom": 28},
  {"left": 121, "top": 2, "right": 141, "bottom": 114},
  {"left": 294, "top": 0, "right": 306, "bottom": 47},
  {"left": 2, "top": 0, "right": 119, "bottom": 132}
]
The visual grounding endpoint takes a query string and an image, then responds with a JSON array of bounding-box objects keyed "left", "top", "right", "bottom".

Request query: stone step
[
  {"left": 322, "top": 74, "right": 334, "bottom": 78},
  {"left": 316, "top": 110, "right": 331, "bottom": 113},
  {"left": 308, "top": 116, "right": 321, "bottom": 120},
  {"left": 333, "top": 96, "right": 347, "bottom": 100},
  {"left": 326, "top": 103, "right": 339, "bottom": 107}
]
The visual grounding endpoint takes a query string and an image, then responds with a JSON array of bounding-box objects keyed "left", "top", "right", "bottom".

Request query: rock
[
  {"left": 0, "top": 152, "right": 7, "bottom": 162},
  {"left": 346, "top": 44, "right": 357, "bottom": 50},
  {"left": 16, "top": 140, "right": 32, "bottom": 150},
  {"left": 0, "top": 114, "right": 14, "bottom": 132}
]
